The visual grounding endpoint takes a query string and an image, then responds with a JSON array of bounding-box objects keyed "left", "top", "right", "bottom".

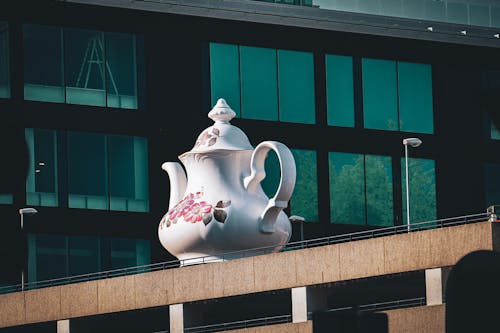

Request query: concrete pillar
[
  {"left": 57, "top": 320, "right": 70, "bottom": 333},
  {"left": 426, "top": 267, "right": 450, "bottom": 305},
  {"left": 169, "top": 303, "right": 184, "bottom": 333},
  {"left": 292, "top": 286, "right": 328, "bottom": 323},
  {"left": 292, "top": 287, "right": 307, "bottom": 323}
]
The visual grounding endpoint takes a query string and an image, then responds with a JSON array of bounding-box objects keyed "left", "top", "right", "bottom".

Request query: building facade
[{"left": 0, "top": 0, "right": 500, "bottom": 295}]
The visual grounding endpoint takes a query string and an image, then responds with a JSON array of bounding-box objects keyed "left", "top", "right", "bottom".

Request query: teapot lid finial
[{"left": 208, "top": 98, "right": 236, "bottom": 123}]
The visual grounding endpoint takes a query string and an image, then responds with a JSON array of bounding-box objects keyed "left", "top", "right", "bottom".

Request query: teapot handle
[{"left": 244, "top": 141, "right": 296, "bottom": 233}]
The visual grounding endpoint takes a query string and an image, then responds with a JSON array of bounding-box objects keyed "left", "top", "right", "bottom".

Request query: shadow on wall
[{"left": 446, "top": 250, "right": 500, "bottom": 333}]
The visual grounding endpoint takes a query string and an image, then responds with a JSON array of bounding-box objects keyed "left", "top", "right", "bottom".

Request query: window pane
[
  {"left": 261, "top": 150, "right": 280, "bottom": 199},
  {"left": 326, "top": 54, "right": 354, "bottom": 127},
  {"left": 365, "top": 155, "right": 393, "bottom": 226},
  {"left": 0, "top": 21, "right": 9, "bottom": 98},
  {"left": 35, "top": 234, "right": 67, "bottom": 281},
  {"left": 0, "top": 194, "right": 13, "bottom": 204},
  {"left": 447, "top": 2, "right": 468, "bottom": 25},
  {"left": 23, "top": 24, "right": 64, "bottom": 103},
  {"left": 65, "top": 29, "right": 105, "bottom": 106},
  {"left": 486, "top": 164, "right": 500, "bottom": 207},
  {"left": 277, "top": 50, "right": 315, "bottom": 124},
  {"left": 491, "top": 123, "right": 500, "bottom": 140},
  {"left": 69, "top": 236, "right": 100, "bottom": 276},
  {"left": 470, "top": 4, "right": 490, "bottom": 27},
  {"left": 362, "top": 58, "right": 398, "bottom": 131},
  {"left": 111, "top": 238, "right": 141, "bottom": 269},
  {"left": 108, "top": 135, "right": 149, "bottom": 212},
  {"left": 25, "top": 129, "right": 58, "bottom": 207},
  {"left": 329, "top": 152, "right": 366, "bottom": 224},
  {"left": 398, "top": 62, "right": 434, "bottom": 134},
  {"left": 401, "top": 158, "right": 436, "bottom": 225},
  {"left": 106, "top": 32, "right": 138, "bottom": 109},
  {"left": 240, "top": 46, "right": 278, "bottom": 120},
  {"left": 210, "top": 43, "right": 241, "bottom": 116},
  {"left": 68, "top": 132, "right": 108, "bottom": 209},
  {"left": 291, "top": 149, "right": 318, "bottom": 222}
]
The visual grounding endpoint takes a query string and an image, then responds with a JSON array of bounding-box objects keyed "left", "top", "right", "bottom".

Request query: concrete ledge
[
  {"left": 213, "top": 320, "right": 313, "bottom": 333},
  {"left": 0, "top": 221, "right": 495, "bottom": 328},
  {"left": 384, "top": 304, "right": 445, "bottom": 333}
]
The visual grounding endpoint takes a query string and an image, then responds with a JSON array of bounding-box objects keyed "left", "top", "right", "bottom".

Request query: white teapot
[{"left": 158, "top": 99, "right": 296, "bottom": 262}]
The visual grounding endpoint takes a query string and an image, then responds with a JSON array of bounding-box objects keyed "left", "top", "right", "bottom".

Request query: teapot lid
[{"left": 185, "top": 99, "right": 253, "bottom": 154}]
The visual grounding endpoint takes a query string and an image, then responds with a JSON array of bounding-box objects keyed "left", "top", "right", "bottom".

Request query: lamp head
[
  {"left": 19, "top": 207, "right": 38, "bottom": 216},
  {"left": 403, "top": 138, "right": 422, "bottom": 148}
]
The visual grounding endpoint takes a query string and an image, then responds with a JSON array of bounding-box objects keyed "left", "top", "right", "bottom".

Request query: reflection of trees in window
[
  {"left": 329, "top": 153, "right": 393, "bottom": 226},
  {"left": 402, "top": 158, "right": 436, "bottom": 225},
  {"left": 290, "top": 150, "right": 318, "bottom": 222}
]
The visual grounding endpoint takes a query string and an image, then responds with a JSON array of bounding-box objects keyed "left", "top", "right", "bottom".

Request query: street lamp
[
  {"left": 403, "top": 138, "right": 422, "bottom": 232},
  {"left": 19, "top": 207, "right": 37, "bottom": 291},
  {"left": 289, "top": 215, "right": 305, "bottom": 242}
]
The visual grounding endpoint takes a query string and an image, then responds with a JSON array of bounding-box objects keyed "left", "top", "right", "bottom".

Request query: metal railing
[
  {"left": 0, "top": 211, "right": 489, "bottom": 295},
  {"left": 152, "top": 297, "right": 426, "bottom": 333}
]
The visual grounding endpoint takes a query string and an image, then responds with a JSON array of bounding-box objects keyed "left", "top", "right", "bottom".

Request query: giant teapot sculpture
[{"left": 158, "top": 99, "right": 296, "bottom": 262}]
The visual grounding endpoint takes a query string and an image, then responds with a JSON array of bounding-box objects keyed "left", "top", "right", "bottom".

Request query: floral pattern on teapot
[
  {"left": 193, "top": 127, "right": 220, "bottom": 150},
  {"left": 159, "top": 191, "right": 231, "bottom": 229}
]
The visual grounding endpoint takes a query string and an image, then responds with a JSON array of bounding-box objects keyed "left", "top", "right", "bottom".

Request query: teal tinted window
[
  {"left": 108, "top": 135, "right": 149, "bottom": 212},
  {"left": 0, "top": 21, "right": 9, "bottom": 98},
  {"left": 23, "top": 25, "right": 142, "bottom": 109},
  {"left": 398, "top": 62, "right": 433, "bottom": 134},
  {"left": 23, "top": 25, "right": 64, "bottom": 103},
  {"left": 68, "top": 132, "right": 108, "bottom": 210},
  {"left": 277, "top": 50, "right": 315, "bottom": 124},
  {"left": 240, "top": 46, "right": 278, "bottom": 120},
  {"left": 486, "top": 164, "right": 500, "bottom": 207},
  {"left": 401, "top": 158, "right": 436, "bottom": 225},
  {"left": 362, "top": 58, "right": 399, "bottom": 131},
  {"left": 326, "top": 54, "right": 354, "bottom": 127},
  {"left": 26, "top": 129, "right": 58, "bottom": 207},
  {"left": 69, "top": 236, "right": 100, "bottom": 276},
  {"left": 210, "top": 43, "right": 241, "bottom": 116},
  {"left": 111, "top": 238, "right": 150, "bottom": 269},
  {"left": 34, "top": 234, "right": 68, "bottom": 281},
  {"left": 106, "top": 33, "right": 139, "bottom": 109},
  {"left": 65, "top": 29, "right": 106, "bottom": 106},
  {"left": 491, "top": 123, "right": 500, "bottom": 140},
  {"left": 291, "top": 149, "right": 318, "bottom": 222},
  {"left": 329, "top": 152, "right": 366, "bottom": 225},
  {"left": 261, "top": 150, "right": 280, "bottom": 198},
  {"left": 447, "top": 2, "right": 468, "bottom": 24},
  {"left": 0, "top": 194, "right": 13, "bottom": 204},
  {"left": 365, "top": 155, "right": 393, "bottom": 226}
]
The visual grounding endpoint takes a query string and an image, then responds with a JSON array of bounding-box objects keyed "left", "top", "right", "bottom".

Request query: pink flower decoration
[{"left": 184, "top": 201, "right": 213, "bottom": 223}]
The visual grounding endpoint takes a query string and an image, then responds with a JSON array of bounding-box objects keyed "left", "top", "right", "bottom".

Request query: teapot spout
[{"left": 162, "top": 162, "right": 187, "bottom": 211}]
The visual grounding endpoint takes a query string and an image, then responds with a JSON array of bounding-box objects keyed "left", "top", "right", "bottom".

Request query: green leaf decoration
[
  {"left": 216, "top": 200, "right": 231, "bottom": 208},
  {"left": 214, "top": 210, "right": 227, "bottom": 223},
  {"left": 203, "top": 213, "right": 213, "bottom": 225}
]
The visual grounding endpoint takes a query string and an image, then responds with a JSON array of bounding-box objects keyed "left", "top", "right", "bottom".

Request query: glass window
[
  {"left": 447, "top": 2, "right": 468, "bottom": 25},
  {"left": 329, "top": 152, "right": 366, "bottom": 225},
  {"left": 491, "top": 123, "right": 500, "bottom": 140},
  {"left": 210, "top": 43, "right": 241, "bottom": 117},
  {"left": 401, "top": 158, "right": 436, "bottom": 225},
  {"left": 108, "top": 135, "right": 149, "bottom": 212},
  {"left": 69, "top": 236, "right": 100, "bottom": 276},
  {"left": 0, "top": 21, "right": 9, "bottom": 98},
  {"left": 326, "top": 54, "right": 354, "bottom": 127},
  {"left": 26, "top": 129, "right": 58, "bottom": 207},
  {"left": 277, "top": 50, "right": 315, "bottom": 124},
  {"left": 365, "top": 155, "right": 393, "bottom": 226},
  {"left": 362, "top": 58, "right": 399, "bottom": 131},
  {"left": 23, "top": 25, "right": 64, "bottom": 103},
  {"left": 68, "top": 132, "right": 108, "bottom": 210},
  {"left": 485, "top": 164, "right": 500, "bottom": 207},
  {"left": 34, "top": 234, "right": 68, "bottom": 281},
  {"left": 240, "top": 46, "right": 278, "bottom": 121},
  {"left": 470, "top": 4, "right": 490, "bottom": 27},
  {"left": 0, "top": 194, "right": 12, "bottom": 204},
  {"left": 105, "top": 32, "right": 138, "bottom": 109},
  {"left": 111, "top": 238, "right": 150, "bottom": 269},
  {"left": 261, "top": 150, "right": 280, "bottom": 199},
  {"left": 290, "top": 149, "right": 318, "bottom": 222},
  {"left": 65, "top": 29, "right": 106, "bottom": 106},
  {"left": 398, "top": 62, "right": 434, "bottom": 134}
]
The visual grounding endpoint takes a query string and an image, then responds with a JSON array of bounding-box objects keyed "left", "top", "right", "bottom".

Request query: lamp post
[
  {"left": 289, "top": 215, "right": 305, "bottom": 243},
  {"left": 403, "top": 138, "right": 422, "bottom": 232},
  {"left": 19, "top": 207, "right": 37, "bottom": 291}
]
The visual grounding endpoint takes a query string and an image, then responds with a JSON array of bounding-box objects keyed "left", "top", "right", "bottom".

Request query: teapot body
[{"left": 158, "top": 150, "right": 292, "bottom": 262}]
